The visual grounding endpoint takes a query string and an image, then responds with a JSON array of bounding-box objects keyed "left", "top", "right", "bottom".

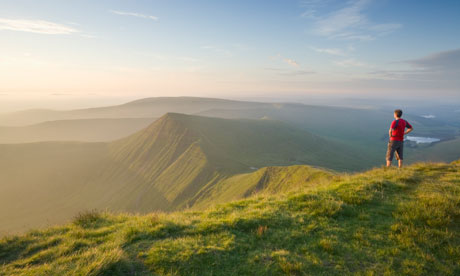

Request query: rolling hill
[
  {"left": 1, "top": 161, "right": 459, "bottom": 275},
  {"left": 2, "top": 97, "right": 458, "bottom": 171},
  {"left": 0, "top": 97, "right": 270, "bottom": 126},
  {"left": 0, "top": 113, "right": 365, "bottom": 234},
  {"left": 0, "top": 118, "right": 155, "bottom": 143}
]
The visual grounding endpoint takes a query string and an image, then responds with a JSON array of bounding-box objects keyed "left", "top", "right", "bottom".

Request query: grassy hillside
[
  {"left": 408, "top": 137, "right": 460, "bottom": 163},
  {"left": 0, "top": 113, "right": 365, "bottom": 234},
  {"left": 0, "top": 118, "right": 155, "bottom": 143},
  {"left": 1, "top": 161, "right": 459, "bottom": 275},
  {"left": 106, "top": 113, "right": 367, "bottom": 211},
  {"left": 197, "top": 105, "right": 460, "bottom": 166},
  {"left": 191, "top": 165, "right": 335, "bottom": 209},
  {"left": 2, "top": 97, "right": 458, "bottom": 167},
  {"left": 0, "top": 142, "right": 117, "bottom": 233}
]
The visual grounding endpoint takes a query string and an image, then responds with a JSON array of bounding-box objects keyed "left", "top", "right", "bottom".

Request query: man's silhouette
[{"left": 386, "top": 109, "right": 413, "bottom": 168}]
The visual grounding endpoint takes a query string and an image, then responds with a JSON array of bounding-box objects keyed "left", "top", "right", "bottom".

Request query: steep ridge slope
[
  {"left": 1, "top": 161, "right": 459, "bottom": 275},
  {"left": 0, "top": 113, "right": 366, "bottom": 233},
  {"left": 105, "top": 114, "right": 223, "bottom": 212},
  {"left": 106, "top": 113, "right": 368, "bottom": 208}
]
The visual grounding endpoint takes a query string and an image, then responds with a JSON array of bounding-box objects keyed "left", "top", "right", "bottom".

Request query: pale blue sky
[{"left": 0, "top": 0, "right": 459, "bottom": 108}]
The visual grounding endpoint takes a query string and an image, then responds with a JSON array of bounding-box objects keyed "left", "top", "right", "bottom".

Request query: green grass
[
  {"left": 408, "top": 136, "right": 460, "bottom": 163},
  {"left": 0, "top": 113, "right": 368, "bottom": 233},
  {"left": 190, "top": 165, "right": 335, "bottom": 209},
  {"left": 1, "top": 161, "right": 459, "bottom": 275}
]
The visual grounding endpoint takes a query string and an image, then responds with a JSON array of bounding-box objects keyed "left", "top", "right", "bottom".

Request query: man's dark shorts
[{"left": 386, "top": 140, "right": 404, "bottom": 161}]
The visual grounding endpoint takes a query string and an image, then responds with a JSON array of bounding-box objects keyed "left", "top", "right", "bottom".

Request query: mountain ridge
[
  {"left": 0, "top": 97, "right": 271, "bottom": 126},
  {"left": 0, "top": 113, "right": 363, "bottom": 233}
]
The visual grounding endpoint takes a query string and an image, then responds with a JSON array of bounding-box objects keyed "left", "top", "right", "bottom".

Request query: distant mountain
[
  {"left": 0, "top": 97, "right": 270, "bottom": 126},
  {"left": 1, "top": 97, "right": 457, "bottom": 169},
  {"left": 0, "top": 118, "right": 155, "bottom": 143},
  {"left": 0, "top": 96, "right": 392, "bottom": 169},
  {"left": 195, "top": 105, "right": 391, "bottom": 147},
  {"left": 0, "top": 113, "right": 365, "bottom": 234}
]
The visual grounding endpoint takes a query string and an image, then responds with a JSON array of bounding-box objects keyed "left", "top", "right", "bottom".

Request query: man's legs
[
  {"left": 386, "top": 141, "right": 395, "bottom": 167},
  {"left": 395, "top": 142, "right": 404, "bottom": 168}
]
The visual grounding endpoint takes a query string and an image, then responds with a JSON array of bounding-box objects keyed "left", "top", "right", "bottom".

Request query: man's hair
[{"left": 394, "top": 109, "right": 403, "bottom": 118}]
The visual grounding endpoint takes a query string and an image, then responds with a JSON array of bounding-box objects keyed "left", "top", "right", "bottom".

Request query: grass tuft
[{"left": 73, "top": 210, "right": 103, "bottom": 228}]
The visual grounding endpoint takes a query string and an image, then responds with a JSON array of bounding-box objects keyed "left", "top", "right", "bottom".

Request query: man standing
[{"left": 386, "top": 109, "right": 413, "bottom": 168}]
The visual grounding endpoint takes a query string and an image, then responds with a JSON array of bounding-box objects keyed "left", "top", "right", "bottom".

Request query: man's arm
[
  {"left": 389, "top": 128, "right": 393, "bottom": 138},
  {"left": 405, "top": 121, "right": 413, "bottom": 135}
]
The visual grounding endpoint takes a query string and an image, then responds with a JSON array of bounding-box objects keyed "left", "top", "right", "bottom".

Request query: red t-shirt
[{"left": 390, "top": 119, "right": 413, "bottom": 141}]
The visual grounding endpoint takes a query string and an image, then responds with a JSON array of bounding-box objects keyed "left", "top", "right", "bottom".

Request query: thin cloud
[
  {"left": 311, "top": 47, "right": 345, "bottom": 56},
  {"left": 335, "top": 58, "right": 369, "bottom": 68},
  {"left": 139, "top": 52, "right": 201, "bottom": 63},
  {"left": 271, "top": 54, "right": 301, "bottom": 67},
  {"left": 406, "top": 48, "right": 460, "bottom": 72},
  {"left": 300, "top": 0, "right": 332, "bottom": 19},
  {"left": 367, "top": 49, "right": 460, "bottom": 81},
  {"left": 331, "top": 32, "right": 374, "bottom": 41},
  {"left": 284, "top": 58, "right": 300, "bottom": 67},
  {"left": 302, "top": 0, "right": 401, "bottom": 41},
  {"left": 0, "top": 18, "right": 78, "bottom": 34},
  {"left": 367, "top": 69, "right": 420, "bottom": 80},
  {"left": 265, "top": 68, "right": 315, "bottom": 76},
  {"left": 279, "top": 70, "right": 315, "bottom": 76},
  {"left": 109, "top": 10, "right": 159, "bottom": 21},
  {"left": 200, "top": 45, "right": 232, "bottom": 57}
]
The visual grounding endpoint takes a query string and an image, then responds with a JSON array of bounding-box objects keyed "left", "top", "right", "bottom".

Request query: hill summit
[
  {"left": 0, "top": 113, "right": 362, "bottom": 233},
  {"left": 106, "top": 112, "right": 362, "bottom": 210},
  {"left": 1, "top": 161, "right": 459, "bottom": 275}
]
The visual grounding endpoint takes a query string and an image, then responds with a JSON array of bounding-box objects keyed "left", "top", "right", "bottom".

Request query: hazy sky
[{"left": 1, "top": 0, "right": 459, "bottom": 109}]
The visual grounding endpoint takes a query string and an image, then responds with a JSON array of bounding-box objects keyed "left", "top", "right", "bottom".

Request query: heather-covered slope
[{"left": 1, "top": 161, "right": 459, "bottom": 275}]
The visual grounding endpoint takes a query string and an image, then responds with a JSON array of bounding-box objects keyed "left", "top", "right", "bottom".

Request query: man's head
[{"left": 394, "top": 109, "right": 403, "bottom": 119}]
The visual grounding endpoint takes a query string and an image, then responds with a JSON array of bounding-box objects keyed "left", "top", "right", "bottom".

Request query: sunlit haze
[{"left": 1, "top": 0, "right": 459, "bottom": 111}]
